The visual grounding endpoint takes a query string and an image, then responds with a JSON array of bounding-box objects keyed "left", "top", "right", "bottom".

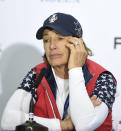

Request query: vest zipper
[{"left": 41, "top": 83, "right": 57, "bottom": 118}]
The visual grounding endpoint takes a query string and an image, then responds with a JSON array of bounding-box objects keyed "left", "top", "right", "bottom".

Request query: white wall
[{"left": 0, "top": 0, "right": 121, "bottom": 130}]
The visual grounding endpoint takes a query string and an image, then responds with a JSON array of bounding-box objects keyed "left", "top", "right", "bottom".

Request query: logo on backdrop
[
  {"left": 40, "top": 0, "right": 80, "bottom": 3},
  {"left": 114, "top": 37, "right": 121, "bottom": 49}
]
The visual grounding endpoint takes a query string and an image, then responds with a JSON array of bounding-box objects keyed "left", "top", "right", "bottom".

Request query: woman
[{"left": 1, "top": 12, "right": 116, "bottom": 131}]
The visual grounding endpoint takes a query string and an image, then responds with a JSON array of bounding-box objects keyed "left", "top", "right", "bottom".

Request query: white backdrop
[{"left": 0, "top": 0, "right": 121, "bottom": 130}]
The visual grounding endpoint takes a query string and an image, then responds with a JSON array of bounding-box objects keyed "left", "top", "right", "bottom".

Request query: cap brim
[
  {"left": 36, "top": 27, "right": 45, "bottom": 40},
  {"left": 36, "top": 25, "right": 72, "bottom": 40}
]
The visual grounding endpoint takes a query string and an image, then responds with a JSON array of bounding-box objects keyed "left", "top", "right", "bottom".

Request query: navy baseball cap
[{"left": 36, "top": 12, "right": 83, "bottom": 39}]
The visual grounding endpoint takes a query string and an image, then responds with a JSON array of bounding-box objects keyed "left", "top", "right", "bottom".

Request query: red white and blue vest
[{"left": 33, "top": 59, "right": 116, "bottom": 131}]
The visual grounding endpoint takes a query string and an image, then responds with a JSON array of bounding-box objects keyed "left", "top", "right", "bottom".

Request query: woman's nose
[{"left": 49, "top": 39, "right": 57, "bottom": 49}]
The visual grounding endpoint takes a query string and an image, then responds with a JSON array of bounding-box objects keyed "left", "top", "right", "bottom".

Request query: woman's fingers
[
  {"left": 90, "top": 95, "right": 102, "bottom": 107},
  {"left": 66, "top": 37, "right": 87, "bottom": 69}
]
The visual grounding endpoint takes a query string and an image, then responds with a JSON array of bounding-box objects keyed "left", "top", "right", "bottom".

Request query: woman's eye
[
  {"left": 58, "top": 37, "right": 64, "bottom": 40},
  {"left": 43, "top": 39, "right": 49, "bottom": 43}
]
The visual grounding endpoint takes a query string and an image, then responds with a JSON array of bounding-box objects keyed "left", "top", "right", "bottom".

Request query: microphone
[{"left": 15, "top": 68, "right": 48, "bottom": 131}]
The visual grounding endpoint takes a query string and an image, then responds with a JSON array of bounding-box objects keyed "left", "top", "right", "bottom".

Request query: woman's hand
[
  {"left": 60, "top": 117, "right": 75, "bottom": 131},
  {"left": 66, "top": 37, "right": 87, "bottom": 70},
  {"left": 90, "top": 95, "right": 102, "bottom": 107}
]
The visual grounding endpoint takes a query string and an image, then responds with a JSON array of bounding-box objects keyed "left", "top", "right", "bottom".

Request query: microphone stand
[{"left": 15, "top": 68, "right": 48, "bottom": 131}]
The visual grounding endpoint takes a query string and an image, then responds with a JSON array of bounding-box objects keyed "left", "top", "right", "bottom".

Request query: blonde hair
[{"left": 83, "top": 41, "right": 93, "bottom": 56}]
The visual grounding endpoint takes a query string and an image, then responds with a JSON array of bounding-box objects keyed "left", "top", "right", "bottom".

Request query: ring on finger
[{"left": 74, "top": 42, "right": 78, "bottom": 46}]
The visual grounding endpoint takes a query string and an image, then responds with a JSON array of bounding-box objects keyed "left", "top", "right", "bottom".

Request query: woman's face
[{"left": 43, "top": 29, "right": 70, "bottom": 67}]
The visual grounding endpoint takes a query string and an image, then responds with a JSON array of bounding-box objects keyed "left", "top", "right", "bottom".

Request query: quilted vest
[{"left": 33, "top": 59, "right": 116, "bottom": 131}]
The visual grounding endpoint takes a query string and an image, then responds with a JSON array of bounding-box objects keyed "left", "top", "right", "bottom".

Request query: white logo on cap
[
  {"left": 49, "top": 14, "right": 58, "bottom": 23},
  {"left": 74, "top": 21, "right": 82, "bottom": 37}
]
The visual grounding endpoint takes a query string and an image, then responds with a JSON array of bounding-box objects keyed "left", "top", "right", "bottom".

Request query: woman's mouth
[{"left": 50, "top": 54, "right": 62, "bottom": 59}]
